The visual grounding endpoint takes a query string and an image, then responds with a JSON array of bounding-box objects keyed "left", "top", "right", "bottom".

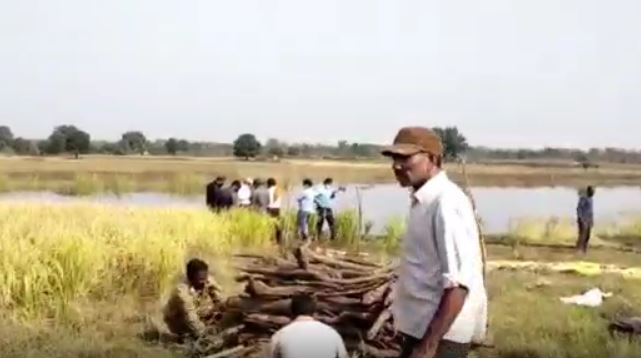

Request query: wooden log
[
  {"left": 337, "top": 269, "right": 379, "bottom": 279},
  {"left": 293, "top": 246, "right": 309, "bottom": 270},
  {"left": 304, "top": 248, "right": 373, "bottom": 272},
  {"left": 246, "top": 278, "right": 313, "bottom": 298},
  {"left": 327, "top": 273, "right": 392, "bottom": 286},
  {"left": 237, "top": 333, "right": 261, "bottom": 344},
  {"left": 361, "top": 343, "right": 399, "bottom": 358},
  {"left": 363, "top": 282, "right": 390, "bottom": 306},
  {"left": 204, "top": 345, "right": 252, "bottom": 358},
  {"left": 317, "top": 281, "right": 387, "bottom": 298},
  {"left": 384, "top": 286, "right": 394, "bottom": 307},
  {"left": 342, "top": 256, "right": 384, "bottom": 268},
  {"left": 240, "top": 267, "right": 329, "bottom": 282},
  {"left": 244, "top": 313, "right": 291, "bottom": 329},
  {"left": 225, "top": 297, "right": 292, "bottom": 316},
  {"left": 235, "top": 273, "right": 273, "bottom": 283},
  {"left": 284, "top": 280, "right": 342, "bottom": 290},
  {"left": 367, "top": 309, "right": 391, "bottom": 341},
  {"left": 320, "top": 295, "right": 362, "bottom": 306}
]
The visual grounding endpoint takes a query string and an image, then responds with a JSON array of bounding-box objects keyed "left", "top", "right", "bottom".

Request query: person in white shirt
[
  {"left": 237, "top": 178, "right": 253, "bottom": 207},
  {"left": 268, "top": 294, "right": 348, "bottom": 358},
  {"left": 267, "top": 177, "right": 283, "bottom": 244},
  {"left": 296, "top": 179, "right": 316, "bottom": 241},
  {"left": 381, "top": 127, "right": 487, "bottom": 358}
]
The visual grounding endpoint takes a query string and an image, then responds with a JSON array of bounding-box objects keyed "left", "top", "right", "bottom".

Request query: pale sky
[{"left": 1, "top": 0, "right": 640, "bottom": 149}]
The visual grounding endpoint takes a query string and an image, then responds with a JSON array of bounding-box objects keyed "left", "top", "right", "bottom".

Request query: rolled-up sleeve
[{"left": 433, "top": 200, "right": 479, "bottom": 291}]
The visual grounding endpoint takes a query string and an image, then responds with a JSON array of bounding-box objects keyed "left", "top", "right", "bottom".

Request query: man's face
[
  {"left": 190, "top": 270, "right": 208, "bottom": 291},
  {"left": 391, "top": 152, "right": 434, "bottom": 188}
]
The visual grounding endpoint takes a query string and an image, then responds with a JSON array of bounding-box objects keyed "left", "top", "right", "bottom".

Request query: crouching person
[
  {"left": 268, "top": 294, "right": 348, "bottom": 358},
  {"left": 163, "top": 258, "right": 222, "bottom": 340}
]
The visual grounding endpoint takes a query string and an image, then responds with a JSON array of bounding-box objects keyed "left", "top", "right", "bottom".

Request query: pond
[{"left": 2, "top": 185, "right": 640, "bottom": 234}]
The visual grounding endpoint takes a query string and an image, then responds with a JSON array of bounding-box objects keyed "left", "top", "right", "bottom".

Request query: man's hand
[{"left": 409, "top": 339, "right": 438, "bottom": 358}]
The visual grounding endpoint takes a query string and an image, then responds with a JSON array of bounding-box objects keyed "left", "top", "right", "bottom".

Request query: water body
[{"left": 1, "top": 186, "right": 640, "bottom": 234}]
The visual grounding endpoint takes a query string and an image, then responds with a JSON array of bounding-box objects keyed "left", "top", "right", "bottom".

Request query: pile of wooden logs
[{"left": 195, "top": 246, "right": 399, "bottom": 358}]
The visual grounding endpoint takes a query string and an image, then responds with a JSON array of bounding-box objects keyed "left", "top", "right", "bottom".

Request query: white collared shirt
[
  {"left": 238, "top": 184, "right": 252, "bottom": 206},
  {"left": 391, "top": 171, "right": 487, "bottom": 343},
  {"left": 269, "top": 317, "right": 348, "bottom": 358}
]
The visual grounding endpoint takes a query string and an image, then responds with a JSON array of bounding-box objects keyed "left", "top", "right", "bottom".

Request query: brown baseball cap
[{"left": 381, "top": 126, "right": 443, "bottom": 157}]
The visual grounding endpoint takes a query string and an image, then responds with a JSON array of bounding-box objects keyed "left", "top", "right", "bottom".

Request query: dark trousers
[
  {"left": 576, "top": 219, "right": 592, "bottom": 253},
  {"left": 399, "top": 335, "right": 470, "bottom": 358},
  {"left": 316, "top": 207, "right": 336, "bottom": 240}
]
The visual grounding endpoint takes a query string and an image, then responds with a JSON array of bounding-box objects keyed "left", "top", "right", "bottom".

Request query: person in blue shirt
[
  {"left": 297, "top": 178, "right": 316, "bottom": 241},
  {"left": 576, "top": 185, "right": 595, "bottom": 253},
  {"left": 314, "top": 178, "right": 344, "bottom": 240}
]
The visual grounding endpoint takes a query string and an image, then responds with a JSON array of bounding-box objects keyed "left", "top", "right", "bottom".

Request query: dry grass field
[{"left": 2, "top": 155, "right": 641, "bottom": 195}]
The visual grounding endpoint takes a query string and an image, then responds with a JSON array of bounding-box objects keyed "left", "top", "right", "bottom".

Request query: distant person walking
[
  {"left": 237, "top": 178, "right": 253, "bottom": 207},
  {"left": 314, "top": 178, "right": 344, "bottom": 240},
  {"left": 297, "top": 179, "right": 316, "bottom": 241},
  {"left": 251, "top": 178, "right": 271, "bottom": 211},
  {"left": 382, "top": 127, "right": 487, "bottom": 358},
  {"left": 268, "top": 294, "right": 348, "bottom": 358},
  {"left": 267, "top": 178, "right": 283, "bottom": 244},
  {"left": 576, "top": 186, "right": 595, "bottom": 253}
]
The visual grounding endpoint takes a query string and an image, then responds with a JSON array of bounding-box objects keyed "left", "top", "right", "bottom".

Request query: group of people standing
[
  {"left": 206, "top": 175, "right": 344, "bottom": 242},
  {"left": 206, "top": 176, "right": 282, "bottom": 213},
  {"left": 295, "top": 177, "right": 345, "bottom": 241}
]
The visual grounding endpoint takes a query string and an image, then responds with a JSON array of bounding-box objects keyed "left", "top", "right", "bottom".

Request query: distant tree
[
  {"left": 165, "top": 138, "right": 179, "bottom": 155},
  {"left": 264, "top": 138, "right": 285, "bottom": 158},
  {"left": 349, "top": 143, "right": 375, "bottom": 157},
  {"left": 45, "top": 125, "right": 91, "bottom": 158},
  {"left": 233, "top": 133, "right": 262, "bottom": 159},
  {"left": 177, "top": 139, "right": 190, "bottom": 152},
  {"left": 337, "top": 140, "right": 350, "bottom": 157},
  {"left": 12, "top": 137, "right": 40, "bottom": 155},
  {"left": 432, "top": 126, "right": 468, "bottom": 160},
  {"left": 37, "top": 140, "right": 49, "bottom": 155},
  {"left": 96, "top": 142, "right": 119, "bottom": 154},
  {"left": 287, "top": 145, "right": 301, "bottom": 157},
  {"left": 120, "top": 131, "right": 147, "bottom": 155},
  {"left": 0, "top": 125, "right": 14, "bottom": 151}
]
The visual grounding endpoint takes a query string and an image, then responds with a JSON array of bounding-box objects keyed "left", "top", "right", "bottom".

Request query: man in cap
[{"left": 382, "top": 127, "right": 487, "bottom": 358}]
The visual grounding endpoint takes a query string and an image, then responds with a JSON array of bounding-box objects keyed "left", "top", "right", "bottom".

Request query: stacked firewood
[{"left": 194, "top": 246, "right": 399, "bottom": 358}]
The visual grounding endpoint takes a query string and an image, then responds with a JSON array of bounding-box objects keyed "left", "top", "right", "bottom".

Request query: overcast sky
[{"left": 1, "top": 0, "right": 640, "bottom": 149}]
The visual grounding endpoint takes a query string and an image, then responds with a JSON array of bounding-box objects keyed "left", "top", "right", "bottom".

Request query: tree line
[{"left": 1, "top": 124, "right": 640, "bottom": 164}]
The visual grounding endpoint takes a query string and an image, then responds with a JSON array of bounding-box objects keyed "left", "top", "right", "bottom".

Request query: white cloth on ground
[{"left": 560, "top": 288, "right": 613, "bottom": 307}]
